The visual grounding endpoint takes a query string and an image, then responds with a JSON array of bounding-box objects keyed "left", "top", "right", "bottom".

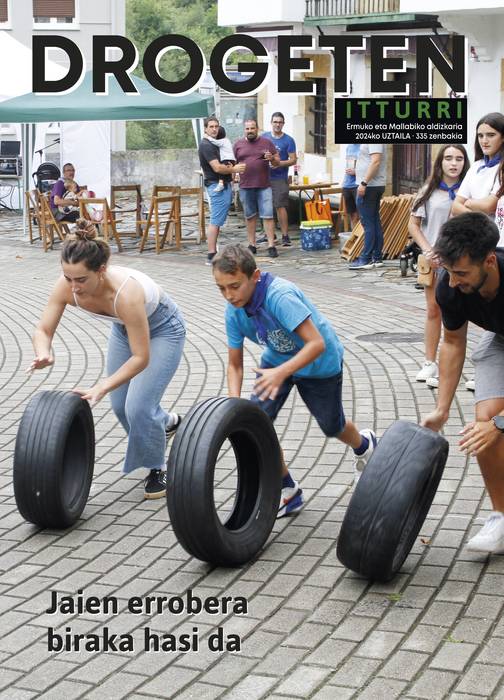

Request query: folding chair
[
  {"left": 138, "top": 193, "right": 180, "bottom": 254},
  {"left": 111, "top": 184, "right": 142, "bottom": 238},
  {"left": 25, "top": 189, "right": 43, "bottom": 245},
  {"left": 78, "top": 197, "right": 123, "bottom": 251},
  {"left": 38, "top": 194, "right": 71, "bottom": 251},
  {"left": 178, "top": 186, "right": 206, "bottom": 244}
]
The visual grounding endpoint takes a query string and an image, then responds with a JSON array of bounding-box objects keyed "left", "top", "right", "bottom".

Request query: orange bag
[{"left": 305, "top": 193, "right": 332, "bottom": 222}]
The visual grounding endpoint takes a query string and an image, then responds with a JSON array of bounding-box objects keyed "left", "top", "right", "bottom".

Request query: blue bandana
[
  {"left": 244, "top": 272, "right": 275, "bottom": 344},
  {"left": 438, "top": 181, "right": 461, "bottom": 200},
  {"left": 477, "top": 154, "right": 501, "bottom": 173}
]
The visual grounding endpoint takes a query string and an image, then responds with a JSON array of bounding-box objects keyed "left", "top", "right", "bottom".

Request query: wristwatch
[
  {"left": 360, "top": 181, "right": 368, "bottom": 186},
  {"left": 492, "top": 415, "right": 504, "bottom": 432}
]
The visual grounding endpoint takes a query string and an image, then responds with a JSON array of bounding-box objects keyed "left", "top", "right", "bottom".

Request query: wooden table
[{"left": 289, "top": 181, "right": 341, "bottom": 221}]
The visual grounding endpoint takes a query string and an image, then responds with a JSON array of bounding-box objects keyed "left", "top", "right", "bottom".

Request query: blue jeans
[
  {"left": 251, "top": 363, "right": 346, "bottom": 437},
  {"left": 206, "top": 182, "right": 232, "bottom": 227},
  {"left": 107, "top": 294, "right": 186, "bottom": 474},
  {"left": 356, "top": 186, "right": 385, "bottom": 262},
  {"left": 239, "top": 187, "right": 274, "bottom": 219}
]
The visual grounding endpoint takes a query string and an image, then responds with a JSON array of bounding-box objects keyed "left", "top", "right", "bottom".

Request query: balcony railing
[{"left": 306, "top": 0, "right": 400, "bottom": 17}]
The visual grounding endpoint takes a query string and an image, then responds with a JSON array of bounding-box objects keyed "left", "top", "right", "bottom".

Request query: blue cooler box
[{"left": 300, "top": 220, "right": 333, "bottom": 251}]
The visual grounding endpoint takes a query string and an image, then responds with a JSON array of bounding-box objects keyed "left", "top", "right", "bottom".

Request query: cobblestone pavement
[{"left": 0, "top": 210, "right": 503, "bottom": 700}]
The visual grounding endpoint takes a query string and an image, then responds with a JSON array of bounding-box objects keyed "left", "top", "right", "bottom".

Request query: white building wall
[
  {"left": 5, "top": 0, "right": 126, "bottom": 151},
  {"left": 401, "top": 0, "right": 504, "bottom": 12},
  {"left": 218, "top": 0, "right": 305, "bottom": 26}
]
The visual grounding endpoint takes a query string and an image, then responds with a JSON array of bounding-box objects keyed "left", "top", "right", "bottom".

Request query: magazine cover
[{"left": 0, "top": 1, "right": 503, "bottom": 698}]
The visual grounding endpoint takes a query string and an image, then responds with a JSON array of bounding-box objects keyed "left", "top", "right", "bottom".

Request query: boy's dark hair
[
  {"left": 203, "top": 115, "right": 219, "bottom": 128},
  {"left": 434, "top": 212, "right": 499, "bottom": 266},
  {"left": 212, "top": 244, "right": 257, "bottom": 277},
  {"left": 216, "top": 126, "right": 226, "bottom": 139}
]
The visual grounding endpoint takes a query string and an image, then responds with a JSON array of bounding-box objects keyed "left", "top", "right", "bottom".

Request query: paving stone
[
  {"left": 379, "top": 650, "right": 428, "bottom": 680},
  {"left": 430, "top": 641, "right": 478, "bottom": 672},
  {"left": 455, "top": 662, "right": 504, "bottom": 696},
  {"left": 221, "top": 674, "right": 276, "bottom": 700},
  {"left": 355, "top": 631, "right": 403, "bottom": 659},
  {"left": 275, "top": 665, "right": 332, "bottom": 697},
  {"left": 357, "top": 677, "right": 407, "bottom": 699},
  {"left": 408, "top": 669, "right": 459, "bottom": 699}
]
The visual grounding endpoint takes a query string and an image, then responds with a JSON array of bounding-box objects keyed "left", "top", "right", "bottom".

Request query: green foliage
[{"left": 125, "top": 0, "right": 232, "bottom": 150}]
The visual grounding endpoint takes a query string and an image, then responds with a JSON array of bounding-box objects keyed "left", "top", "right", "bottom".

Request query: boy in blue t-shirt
[{"left": 212, "top": 244, "right": 377, "bottom": 518}]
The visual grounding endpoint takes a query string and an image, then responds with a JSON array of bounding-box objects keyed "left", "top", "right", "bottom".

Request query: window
[
  {"left": 0, "top": 0, "right": 9, "bottom": 24},
  {"left": 33, "top": 0, "right": 77, "bottom": 25},
  {"left": 308, "top": 78, "right": 327, "bottom": 156}
]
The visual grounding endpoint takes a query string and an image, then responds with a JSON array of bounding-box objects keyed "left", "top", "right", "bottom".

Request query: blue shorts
[
  {"left": 206, "top": 182, "right": 232, "bottom": 227},
  {"left": 239, "top": 187, "right": 274, "bottom": 220},
  {"left": 250, "top": 363, "right": 346, "bottom": 437}
]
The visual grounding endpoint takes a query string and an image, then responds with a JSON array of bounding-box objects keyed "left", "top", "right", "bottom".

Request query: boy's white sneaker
[
  {"left": 353, "top": 429, "right": 377, "bottom": 485},
  {"left": 416, "top": 361, "right": 438, "bottom": 382},
  {"left": 465, "top": 379, "right": 475, "bottom": 392},
  {"left": 466, "top": 512, "right": 504, "bottom": 553},
  {"left": 214, "top": 181, "right": 225, "bottom": 192}
]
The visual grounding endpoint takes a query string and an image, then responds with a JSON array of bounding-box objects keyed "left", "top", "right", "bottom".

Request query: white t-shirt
[
  {"left": 413, "top": 188, "right": 452, "bottom": 246},
  {"left": 356, "top": 145, "right": 386, "bottom": 187},
  {"left": 457, "top": 160, "right": 500, "bottom": 200}
]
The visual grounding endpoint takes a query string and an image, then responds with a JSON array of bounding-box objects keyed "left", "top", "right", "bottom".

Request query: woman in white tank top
[{"left": 28, "top": 219, "right": 186, "bottom": 500}]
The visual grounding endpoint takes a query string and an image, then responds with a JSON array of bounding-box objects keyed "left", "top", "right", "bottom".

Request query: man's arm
[
  {"left": 227, "top": 347, "right": 244, "bottom": 397},
  {"left": 208, "top": 158, "right": 245, "bottom": 176},
  {"left": 422, "top": 323, "right": 468, "bottom": 431},
  {"left": 356, "top": 152, "right": 382, "bottom": 197},
  {"left": 273, "top": 151, "right": 297, "bottom": 169}
]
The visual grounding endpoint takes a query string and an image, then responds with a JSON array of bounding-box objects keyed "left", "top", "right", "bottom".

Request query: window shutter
[
  {"left": 33, "top": 0, "right": 75, "bottom": 17},
  {"left": 0, "top": 0, "right": 8, "bottom": 23}
]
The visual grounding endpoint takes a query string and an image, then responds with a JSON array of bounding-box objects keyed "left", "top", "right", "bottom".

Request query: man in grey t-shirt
[{"left": 349, "top": 145, "right": 387, "bottom": 270}]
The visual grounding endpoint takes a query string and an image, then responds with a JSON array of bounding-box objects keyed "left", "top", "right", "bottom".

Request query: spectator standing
[
  {"left": 341, "top": 144, "right": 361, "bottom": 229},
  {"left": 198, "top": 116, "right": 246, "bottom": 265},
  {"left": 348, "top": 145, "right": 387, "bottom": 269},
  {"left": 233, "top": 119, "right": 280, "bottom": 259},
  {"left": 262, "top": 112, "right": 297, "bottom": 247}
]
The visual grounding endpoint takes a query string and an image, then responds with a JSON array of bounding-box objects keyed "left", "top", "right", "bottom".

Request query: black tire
[
  {"left": 399, "top": 257, "right": 408, "bottom": 277},
  {"left": 337, "top": 420, "right": 448, "bottom": 582},
  {"left": 167, "top": 397, "right": 282, "bottom": 566},
  {"left": 14, "top": 391, "right": 95, "bottom": 528}
]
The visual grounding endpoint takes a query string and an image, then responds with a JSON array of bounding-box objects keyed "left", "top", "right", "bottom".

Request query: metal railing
[{"left": 305, "top": 0, "right": 400, "bottom": 17}]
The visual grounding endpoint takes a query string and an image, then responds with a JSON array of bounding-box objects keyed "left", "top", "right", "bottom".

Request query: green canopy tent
[
  {"left": 0, "top": 71, "right": 214, "bottom": 229},
  {"left": 0, "top": 71, "right": 215, "bottom": 123}
]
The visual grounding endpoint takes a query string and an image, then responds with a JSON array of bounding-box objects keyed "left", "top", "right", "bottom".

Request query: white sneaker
[
  {"left": 353, "top": 429, "right": 377, "bottom": 485},
  {"left": 466, "top": 512, "right": 504, "bottom": 553},
  {"left": 214, "top": 182, "right": 225, "bottom": 192},
  {"left": 416, "top": 361, "right": 438, "bottom": 382},
  {"left": 426, "top": 375, "right": 439, "bottom": 388},
  {"left": 465, "top": 379, "right": 475, "bottom": 392}
]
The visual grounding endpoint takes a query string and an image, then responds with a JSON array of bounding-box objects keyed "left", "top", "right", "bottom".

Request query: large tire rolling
[
  {"left": 14, "top": 391, "right": 95, "bottom": 529},
  {"left": 337, "top": 420, "right": 448, "bottom": 582},
  {"left": 167, "top": 397, "right": 282, "bottom": 566}
]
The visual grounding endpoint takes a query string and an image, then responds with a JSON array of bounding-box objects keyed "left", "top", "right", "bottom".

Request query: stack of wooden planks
[{"left": 341, "top": 193, "right": 415, "bottom": 261}]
